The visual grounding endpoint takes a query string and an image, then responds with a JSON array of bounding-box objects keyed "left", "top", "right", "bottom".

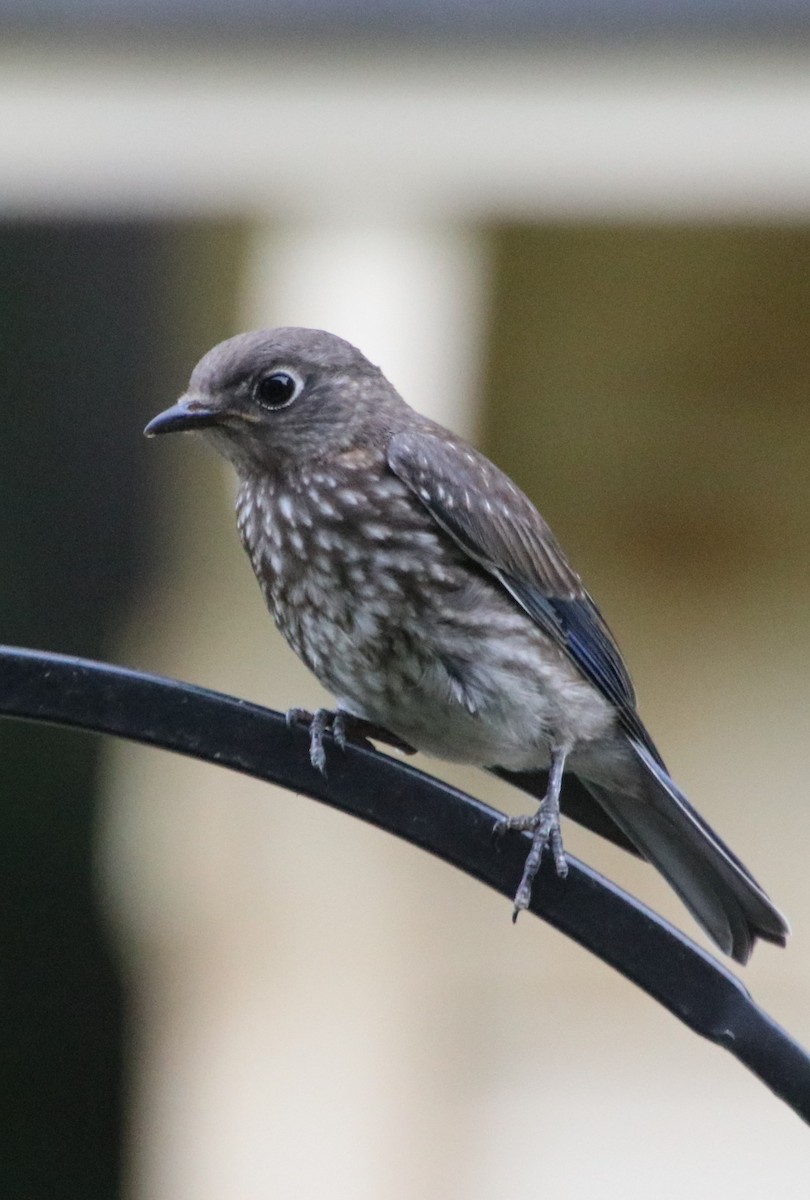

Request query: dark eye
[{"left": 253, "top": 370, "right": 302, "bottom": 410}]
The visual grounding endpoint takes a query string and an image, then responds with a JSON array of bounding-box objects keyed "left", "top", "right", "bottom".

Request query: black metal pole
[{"left": 1, "top": 644, "right": 808, "bottom": 1125}]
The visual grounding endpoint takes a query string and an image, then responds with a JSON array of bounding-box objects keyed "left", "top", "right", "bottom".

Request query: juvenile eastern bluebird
[{"left": 145, "top": 327, "right": 789, "bottom": 963}]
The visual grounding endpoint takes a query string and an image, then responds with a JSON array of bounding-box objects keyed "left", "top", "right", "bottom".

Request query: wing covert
[{"left": 388, "top": 429, "right": 661, "bottom": 761}]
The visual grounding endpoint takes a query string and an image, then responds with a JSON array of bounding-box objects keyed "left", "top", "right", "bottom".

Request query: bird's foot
[
  {"left": 286, "top": 707, "right": 344, "bottom": 773},
  {"left": 286, "top": 707, "right": 416, "bottom": 774},
  {"left": 495, "top": 792, "right": 568, "bottom": 921}
]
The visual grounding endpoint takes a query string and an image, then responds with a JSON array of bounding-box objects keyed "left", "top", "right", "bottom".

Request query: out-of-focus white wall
[
  {"left": 4, "top": 43, "right": 810, "bottom": 219},
  {"left": 3, "top": 35, "right": 809, "bottom": 1199}
]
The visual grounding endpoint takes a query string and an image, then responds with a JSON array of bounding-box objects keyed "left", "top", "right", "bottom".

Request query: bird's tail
[{"left": 584, "top": 739, "right": 789, "bottom": 964}]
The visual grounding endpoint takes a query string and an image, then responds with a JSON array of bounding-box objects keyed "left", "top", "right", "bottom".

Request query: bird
[{"left": 144, "top": 326, "right": 789, "bottom": 963}]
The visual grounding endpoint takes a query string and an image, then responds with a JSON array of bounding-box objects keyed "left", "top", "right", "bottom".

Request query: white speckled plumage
[{"left": 236, "top": 453, "right": 616, "bottom": 775}]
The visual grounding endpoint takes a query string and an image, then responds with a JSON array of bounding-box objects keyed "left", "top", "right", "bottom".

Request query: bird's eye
[{"left": 253, "top": 370, "right": 302, "bottom": 410}]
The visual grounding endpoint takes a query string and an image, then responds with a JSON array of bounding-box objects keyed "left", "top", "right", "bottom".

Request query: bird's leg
[
  {"left": 286, "top": 707, "right": 416, "bottom": 773},
  {"left": 285, "top": 706, "right": 334, "bottom": 773},
  {"left": 495, "top": 742, "right": 570, "bottom": 920}
]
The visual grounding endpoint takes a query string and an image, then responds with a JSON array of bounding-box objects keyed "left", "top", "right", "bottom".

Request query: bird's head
[{"left": 144, "top": 327, "right": 398, "bottom": 474}]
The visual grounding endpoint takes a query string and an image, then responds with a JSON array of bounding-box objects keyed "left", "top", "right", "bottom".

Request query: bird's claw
[
  {"left": 285, "top": 706, "right": 348, "bottom": 774},
  {"left": 285, "top": 707, "right": 415, "bottom": 774},
  {"left": 285, "top": 700, "right": 415, "bottom": 768},
  {"left": 495, "top": 794, "right": 568, "bottom": 922}
]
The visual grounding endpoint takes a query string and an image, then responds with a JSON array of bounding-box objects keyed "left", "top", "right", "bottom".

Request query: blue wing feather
[{"left": 501, "top": 576, "right": 664, "bottom": 766}]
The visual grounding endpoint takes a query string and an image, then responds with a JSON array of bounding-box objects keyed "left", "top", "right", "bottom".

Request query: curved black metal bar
[{"left": 1, "top": 644, "right": 808, "bottom": 1124}]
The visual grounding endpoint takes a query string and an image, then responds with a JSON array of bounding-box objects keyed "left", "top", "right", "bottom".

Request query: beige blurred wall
[{"left": 482, "top": 223, "right": 810, "bottom": 981}]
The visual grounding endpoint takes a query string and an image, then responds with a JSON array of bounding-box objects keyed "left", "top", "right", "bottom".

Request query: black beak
[{"left": 144, "top": 396, "right": 224, "bottom": 437}]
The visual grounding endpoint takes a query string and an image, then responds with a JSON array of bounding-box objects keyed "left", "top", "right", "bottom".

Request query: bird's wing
[{"left": 387, "top": 429, "right": 662, "bottom": 763}]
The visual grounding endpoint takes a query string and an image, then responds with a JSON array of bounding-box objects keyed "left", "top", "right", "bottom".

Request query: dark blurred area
[
  {"left": 0, "top": 223, "right": 173, "bottom": 1198},
  {"left": 2, "top": 0, "right": 810, "bottom": 40}
]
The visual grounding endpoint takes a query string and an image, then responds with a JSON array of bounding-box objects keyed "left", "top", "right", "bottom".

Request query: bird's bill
[{"left": 144, "top": 395, "right": 225, "bottom": 437}]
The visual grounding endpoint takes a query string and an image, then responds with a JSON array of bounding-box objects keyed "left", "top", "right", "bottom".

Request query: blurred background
[{"left": 2, "top": 4, "right": 810, "bottom": 1198}]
